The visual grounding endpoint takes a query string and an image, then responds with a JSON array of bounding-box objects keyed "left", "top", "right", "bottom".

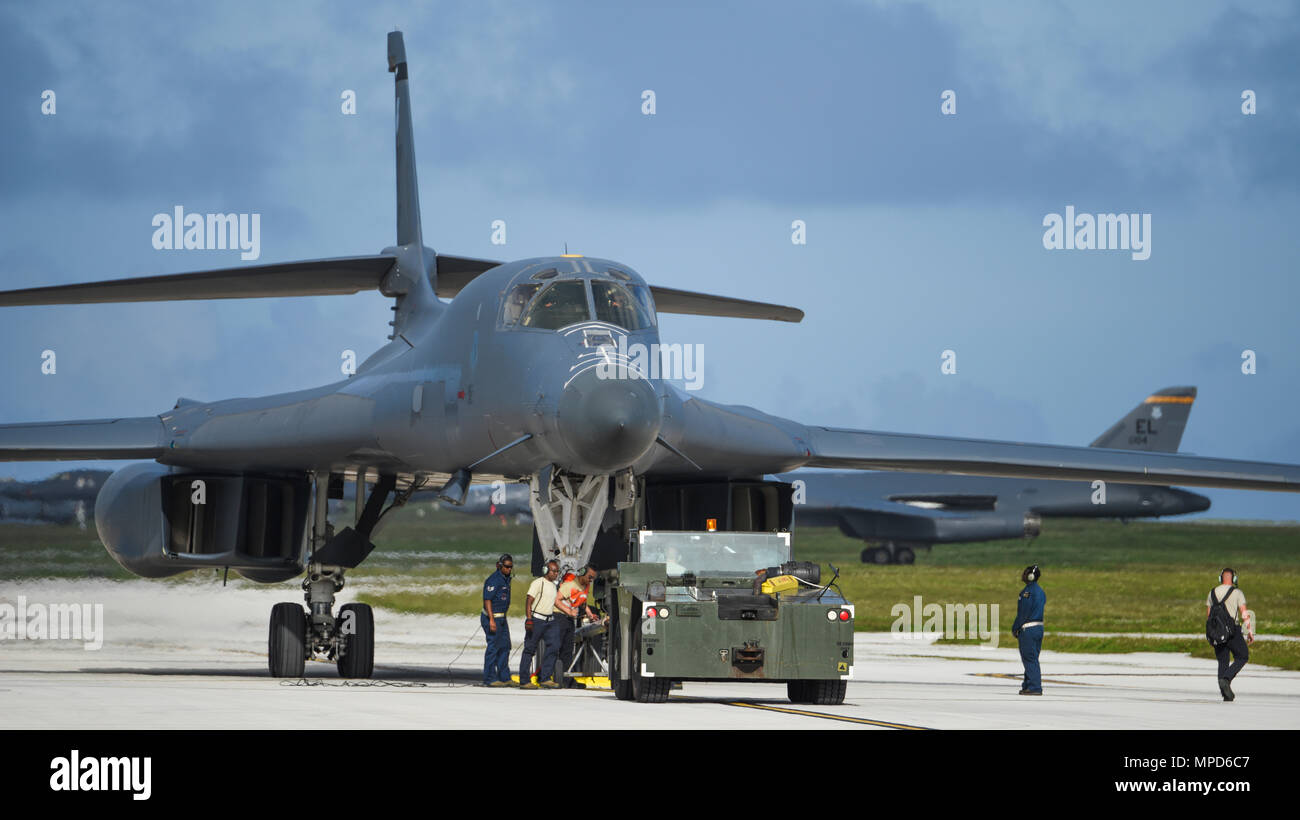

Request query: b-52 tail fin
[{"left": 1090, "top": 386, "right": 1196, "bottom": 453}]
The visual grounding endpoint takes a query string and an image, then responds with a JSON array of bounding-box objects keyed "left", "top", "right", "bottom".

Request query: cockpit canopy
[{"left": 503, "top": 275, "right": 656, "bottom": 331}]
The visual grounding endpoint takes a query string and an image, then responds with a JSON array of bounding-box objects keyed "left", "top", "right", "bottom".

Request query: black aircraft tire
[
  {"left": 870, "top": 547, "right": 891, "bottom": 566},
  {"left": 336, "top": 603, "right": 375, "bottom": 679},
  {"left": 268, "top": 602, "right": 306, "bottom": 678},
  {"left": 896, "top": 547, "right": 915, "bottom": 565},
  {"left": 807, "top": 679, "right": 847, "bottom": 705},
  {"left": 631, "top": 626, "right": 670, "bottom": 703}
]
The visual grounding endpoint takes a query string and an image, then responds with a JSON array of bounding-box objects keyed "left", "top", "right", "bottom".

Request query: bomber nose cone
[{"left": 557, "top": 368, "right": 661, "bottom": 472}]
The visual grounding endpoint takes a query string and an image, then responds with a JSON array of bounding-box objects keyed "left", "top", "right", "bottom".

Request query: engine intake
[{"left": 96, "top": 463, "right": 311, "bottom": 582}]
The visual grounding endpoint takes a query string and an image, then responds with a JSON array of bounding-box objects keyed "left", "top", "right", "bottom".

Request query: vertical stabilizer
[
  {"left": 388, "top": 31, "right": 423, "bottom": 250},
  {"left": 382, "top": 31, "right": 439, "bottom": 334},
  {"left": 1090, "top": 386, "right": 1196, "bottom": 452}
]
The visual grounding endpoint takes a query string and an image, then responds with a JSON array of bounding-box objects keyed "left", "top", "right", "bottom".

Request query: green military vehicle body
[{"left": 604, "top": 530, "right": 855, "bottom": 704}]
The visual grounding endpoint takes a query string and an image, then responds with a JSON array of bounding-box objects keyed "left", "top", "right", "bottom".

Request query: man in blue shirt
[
  {"left": 1011, "top": 564, "right": 1046, "bottom": 696},
  {"left": 481, "top": 553, "right": 514, "bottom": 687}
]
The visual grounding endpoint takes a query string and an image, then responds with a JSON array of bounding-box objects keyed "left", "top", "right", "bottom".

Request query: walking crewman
[
  {"left": 519, "top": 560, "right": 562, "bottom": 689},
  {"left": 481, "top": 553, "right": 514, "bottom": 687},
  {"left": 1011, "top": 564, "right": 1045, "bottom": 696},
  {"left": 1206, "top": 567, "right": 1253, "bottom": 701}
]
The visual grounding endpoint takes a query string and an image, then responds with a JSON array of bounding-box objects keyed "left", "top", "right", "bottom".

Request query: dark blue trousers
[
  {"left": 481, "top": 614, "right": 511, "bottom": 684},
  {"left": 519, "top": 615, "right": 560, "bottom": 683},
  {"left": 1018, "top": 625, "right": 1043, "bottom": 693}
]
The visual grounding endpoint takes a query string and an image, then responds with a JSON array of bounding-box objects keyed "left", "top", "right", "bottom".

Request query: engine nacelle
[{"left": 96, "top": 463, "right": 311, "bottom": 582}]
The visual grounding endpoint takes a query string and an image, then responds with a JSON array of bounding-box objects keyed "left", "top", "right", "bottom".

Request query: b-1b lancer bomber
[{"left": 1, "top": 32, "right": 1297, "bottom": 683}]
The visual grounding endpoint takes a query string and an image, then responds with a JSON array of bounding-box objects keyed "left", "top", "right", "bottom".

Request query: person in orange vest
[{"left": 554, "top": 566, "right": 600, "bottom": 688}]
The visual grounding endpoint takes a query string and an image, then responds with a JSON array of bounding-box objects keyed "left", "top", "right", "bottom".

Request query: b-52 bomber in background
[
  {"left": 783, "top": 387, "right": 1211, "bottom": 564},
  {"left": 1, "top": 32, "right": 1298, "bottom": 685}
]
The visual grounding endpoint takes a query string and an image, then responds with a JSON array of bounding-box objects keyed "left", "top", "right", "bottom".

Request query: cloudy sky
[{"left": 1, "top": 0, "right": 1298, "bottom": 520}]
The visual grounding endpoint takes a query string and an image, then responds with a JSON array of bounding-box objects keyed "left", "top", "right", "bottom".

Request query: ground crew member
[
  {"left": 481, "top": 553, "right": 514, "bottom": 687},
  {"left": 1206, "top": 567, "right": 1252, "bottom": 701},
  {"left": 519, "top": 560, "right": 562, "bottom": 689},
  {"left": 554, "top": 565, "right": 600, "bottom": 688},
  {"left": 1011, "top": 564, "right": 1045, "bottom": 696}
]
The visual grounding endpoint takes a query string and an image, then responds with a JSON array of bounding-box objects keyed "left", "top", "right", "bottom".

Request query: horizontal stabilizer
[
  {"left": 433, "top": 254, "right": 505, "bottom": 298},
  {"left": 0, "top": 254, "right": 804, "bottom": 321},
  {"left": 648, "top": 286, "right": 804, "bottom": 323},
  {"left": 0, "top": 256, "right": 396, "bottom": 306},
  {"left": 0, "top": 417, "right": 166, "bottom": 461}
]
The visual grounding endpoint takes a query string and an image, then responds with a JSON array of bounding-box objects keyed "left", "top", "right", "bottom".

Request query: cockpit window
[
  {"left": 592, "top": 281, "right": 656, "bottom": 330},
  {"left": 502, "top": 283, "right": 541, "bottom": 325},
  {"left": 631, "top": 284, "right": 657, "bottom": 326},
  {"left": 520, "top": 280, "right": 592, "bottom": 330}
]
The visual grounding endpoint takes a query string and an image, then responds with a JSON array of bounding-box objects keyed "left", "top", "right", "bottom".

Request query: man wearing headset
[
  {"left": 481, "top": 553, "right": 514, "bottom": 687},
  {"left": 554, "top": 566, "right": 601, "bottom": 688},
  {"left": 519, "top": 560, "right": 562, "bottom": 690},
  {"left": 1206, "top": 567, "right": 1253, "bottom": 701},
  {"left": 1011, "top": 564, "right": 1046, "bottom": 696}
]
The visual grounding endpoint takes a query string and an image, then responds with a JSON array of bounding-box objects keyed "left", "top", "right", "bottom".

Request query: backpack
[{"left": 1206, "top": 586, "right": 1238, "bottom": 648}]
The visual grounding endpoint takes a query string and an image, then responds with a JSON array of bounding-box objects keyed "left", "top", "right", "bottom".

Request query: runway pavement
[{"left": 1, "top": 579, "right": 1296, "bottom": 730}]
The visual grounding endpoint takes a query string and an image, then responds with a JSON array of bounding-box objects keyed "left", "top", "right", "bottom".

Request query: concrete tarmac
[{"left": 1, "top": 579, "right": 1297, "bottom": 730}]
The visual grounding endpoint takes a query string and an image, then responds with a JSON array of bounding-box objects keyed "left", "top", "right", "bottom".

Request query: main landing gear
[
  {"left": 267, "top": 471, "right": 405, "bottom": 678},
  {"left": 267, "top": 563, "right": 375, "bottom": 678},
  {"left": 860, "top": 542, "right": 919, "bottom": 566}
]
